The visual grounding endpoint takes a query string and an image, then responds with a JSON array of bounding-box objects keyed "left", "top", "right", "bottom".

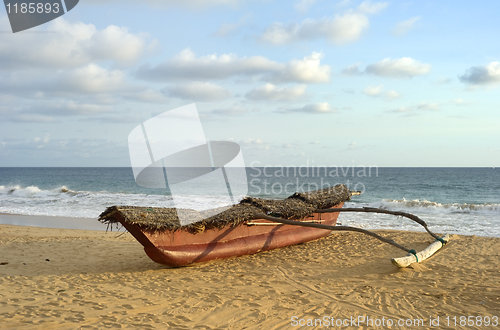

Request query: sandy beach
[{"left": 1, "top": 222, "right": 499, "bottom": 329}]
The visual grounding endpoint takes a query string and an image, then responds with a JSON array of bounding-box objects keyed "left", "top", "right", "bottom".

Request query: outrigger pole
[{"left": 253, "top": 207, "right": 451, "bottom": 268}]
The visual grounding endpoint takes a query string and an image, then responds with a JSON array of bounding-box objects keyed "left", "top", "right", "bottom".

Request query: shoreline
[
  {"left": 1, "top": 224, "right": 499, "bottom": 329},
  {"left": 0, "top": 213, "right": 107, "bottom": 231},
  {"left": 0, "top": 212, "right": 495, "bottom": 238}
]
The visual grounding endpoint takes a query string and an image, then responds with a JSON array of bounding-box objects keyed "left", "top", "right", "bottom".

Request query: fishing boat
[{"left": 99, "top": 184, "right": 351, "bottom": 267}]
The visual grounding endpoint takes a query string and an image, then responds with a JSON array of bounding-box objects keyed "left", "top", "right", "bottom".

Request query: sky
[{"left": 0, "top": 0, "right": 499, "bottom": 167}]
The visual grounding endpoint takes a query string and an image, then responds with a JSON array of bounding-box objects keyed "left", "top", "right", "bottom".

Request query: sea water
[{"left": 0, "top": 167, "right": 499, "bottom": 237}]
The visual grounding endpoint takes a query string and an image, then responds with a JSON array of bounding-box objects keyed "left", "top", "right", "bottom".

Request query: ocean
[{"left": 0, "top": 167, "right": 499, "bottom": 237}]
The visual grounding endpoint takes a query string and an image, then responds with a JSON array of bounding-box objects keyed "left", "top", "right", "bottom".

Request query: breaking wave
[
  {"left": 0, "top": 185, "right": 234, "bottom": 218},
  {"left": 346, "top": 198, "right": 500, "bottom": 215}
]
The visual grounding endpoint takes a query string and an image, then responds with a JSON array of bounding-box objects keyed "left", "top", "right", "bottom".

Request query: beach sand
[{"left": 1, "top": 223, "right": 499, "bottom": 329}]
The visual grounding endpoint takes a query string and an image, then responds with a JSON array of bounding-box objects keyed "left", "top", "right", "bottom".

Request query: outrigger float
[{"left": 99, "top": 184, "right": 450, "bottom": 268}]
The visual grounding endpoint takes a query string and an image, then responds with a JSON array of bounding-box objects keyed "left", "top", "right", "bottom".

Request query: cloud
[
  {"left": 57, "top": 64, "right": 130, "bottom": 93},
  {"left": 0, "top": 18, "right": 155, "bottom": 70},
  {"left": 124, "top": 89, "right": 170, "bottom": 103},
  {"left": 137, "top": 49, "right": 331, "bottom": 83},
  {"left": 384, "top": 90, "right": 400, "bottom": 99},
  {"left": 365, "top": 57, "right": 431, "bottom": 78},
  {"left": 388, "top": 102, "right": 440, "bottom": 115},
  {"left": 201, "top": 105, "right": 250, "bottom": 118},
  {"left": 342, "top": 64, "right": 362, "bottom": 75},
  {"left": 245, "top": 83, "right": 307, "bottom": 101},
  {"left": 0, "top": 64, "right": 161, "bottom": 105},
  {"left": 214, "top": 14, "right": 252, "bottom": 36},
  {"left": 271, "top": 52, "right": 330, "bottom": 83},
  {"left": 85, "top": 0, "right": 244, "bottom": 8},
  {"left": 34, "top": 133, "right": 51, "bottom": 144},
  {"left": 451, "top": 98, "right": 472, "bottom": 106},
  {"left": 357, "top": 1, "right": 388, "bottom": 14},
  {"left": 436, "top": 77, "right": 453, "bottom": 84},
  {"left": 137, "top": 48, "right": 280, "bottom": 81},
  {"left": 294, "top": 0, "right": 317, "bottom": 12},
  {"left": 393, "top": 16, "right": 421, "bottom": 36},
  {"left": 241, "top": 138, "right": 265, "bottom": 145},
  {"left": 261, "top": 1, "right": 387, "bottom": 45},
  {"left": 3, "top": 100, "right": 115, "bottom": 122},
  {"left": 10, "top": 115, "right": 57, "bottom": 123},
  {"left": 0, "top": 137, "right": 130, "bottom": 166},
  {"left": 459, "top": 62, "right": 500, "bottom": 85},
  {"left": 163, "top": 82, "right": 232, "bottom": 101},
  {"left": 363, "top": 85, "right": 383, "bottom": 96},
  {"left": 279, "top": 102, "right": 336, "bottom": 114},
  {"left": 416, "top": 102, "right": 439, "bottom": 111},
  {"left": 260, "top": 12, "right": 369, "bottom": 45},
  {"left": 42, "top": 101, "right": 114, "bottom": 116},
  {"left": 363, "top": 85, "right": 400, "bottom": 99}
]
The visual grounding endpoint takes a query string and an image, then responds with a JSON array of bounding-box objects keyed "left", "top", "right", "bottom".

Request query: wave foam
[{"left": 347, "top": 198, "right": 500, "bottom": 214}]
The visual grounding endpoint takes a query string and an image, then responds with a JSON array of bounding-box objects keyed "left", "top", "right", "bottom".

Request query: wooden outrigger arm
[{"left": 254, "top": 207, "right": 451, "bottom": 268}]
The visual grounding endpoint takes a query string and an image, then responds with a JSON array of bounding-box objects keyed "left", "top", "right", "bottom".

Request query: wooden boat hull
[{"left": 116, "top": 202, "right": 344, "bottom": 267}]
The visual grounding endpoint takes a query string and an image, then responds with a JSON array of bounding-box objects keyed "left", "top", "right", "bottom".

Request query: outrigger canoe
[{"left": 99, "top": 184, "right": 351, "bottom": 267}]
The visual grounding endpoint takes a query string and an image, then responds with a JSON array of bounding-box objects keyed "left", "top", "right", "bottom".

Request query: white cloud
[
  {"left": 124, "top": 89, "right": 170, "bottom": 103},
  {"left": 342, "top": 64, "right": 362, "bottom": 75},
  {"left": 1, "top": 98, "right": 117, "bottom": 122},
  {"left": 36, "top": 101, "right": 113, "bottom": 116},
  {"left": 245, "top": 83, "right": 307, "bottom": 101},
  {"left": 163, "top": 82, "right": 232, "bottom": 101},
  {"left": 451, "top": 98, "right": 472, "bottom": 106},
  {"left": 202, "top": 105, "right": 250, "bottom": 118},
  {"left": 366, "top": 57, "right": 431, "bottom": 78},
  {"left": 363, "top": 85, "right": 399, "bottom": 99},
  {"left": 137, "top": 49, "right": 330, "bottom": 84},
  {"left": 363, "top": 85, "right": 383, "bottom": 96},
  {"left": 294, "top": 0, "right": 317, "bottom": 13},
  {"left": 34, "top": 134, "right": 50, "bottom": 144},
  {"left": 271, "top": 52, "right": 330, "bottom": 83},
  {"left": 0, "top": 64, "right": 152, "bottom": 102},
  {"left": 86, "top": 0, "right": 243, "bottom": 8},
  {"left": 280, "top": 102, "right": 336, "bottom": 114},
  {"left": 240, "top": 138, "right": 270, "bottom": 150},
  {"left": 242, "top": 138, "right": 264, "bottom": 144},
  {"left": 260, "top": 12, "right": 369, "bottom": 45},
  {"left": 388, "top": 102, "right": 440, "bottom": 115},
  {"left": 261, "top": 1, "right": 387, "bottom": 45},
  {"left": 357, "top": 1, "right": 388, "bottom": 14},
  {"left": 57, "top": 64, "right": 130, "bottom": 93},
  {"left": 436, "top": 77, "right": 452, "bottom": 84},
  {"left": 6, "top": 114, "right": 56, "bottom": 123},
  {"left": 137, "top": 48, "right": 280, "bottom": 81},
  {"left": 214, "top": 14, "right": 252, "bottom": 36},
  {"left": 459, "top": 62, "right": 500, "bottom": 85},
  {"left": 393, "top": 16, "right": 421, "bottom": 36},
  {"left": 0, "top": 18, "right": 155, "bottom": 70},
  {"left": 384, "top": 90, "right": 400, "bottom": 99},
  {"left": 416, "top": 102, "right": 439, "bottom": 111}
]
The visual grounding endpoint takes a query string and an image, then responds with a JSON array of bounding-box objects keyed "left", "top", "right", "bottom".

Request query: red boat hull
[{"left": 118, "top": 202, "right": 344, "bottom": 267}]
